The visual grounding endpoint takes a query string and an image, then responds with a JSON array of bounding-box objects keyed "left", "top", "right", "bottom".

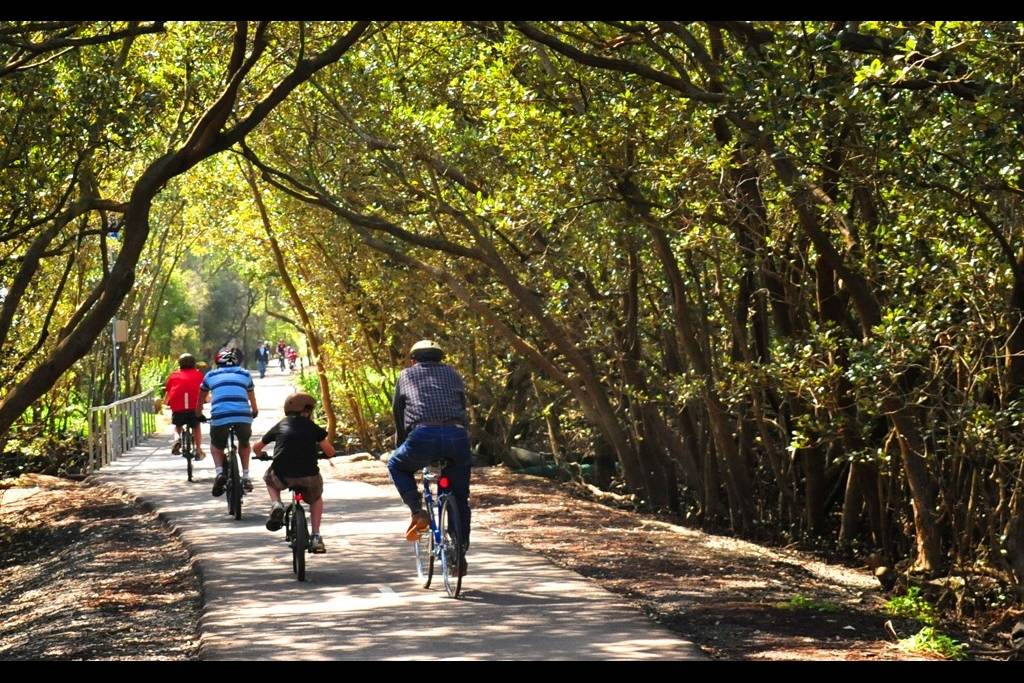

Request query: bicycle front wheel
[
  {"left": 439, "top": 496, "right": 463, "bottom": 598},
  {"left": 414, "top": 534, "right": 430, "bottom": 587},
  {"left": 293, "top": 504, "right": 307, "bottom": 581}
]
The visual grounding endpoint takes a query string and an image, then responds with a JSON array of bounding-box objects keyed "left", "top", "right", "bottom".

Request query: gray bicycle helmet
[{"left": 215, "top": 349, "right": 238, "bottom": 366}]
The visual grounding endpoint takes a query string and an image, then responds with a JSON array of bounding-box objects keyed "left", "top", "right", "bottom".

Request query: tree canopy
[{"left": 3, "top": 20, "right": 1024, "bottom": 594}]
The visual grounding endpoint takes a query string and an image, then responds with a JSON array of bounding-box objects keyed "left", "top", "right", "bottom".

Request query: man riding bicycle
[
  {"left": 388, "top": 339, "right": 471, "bottom": 576},
  {"left": 196, "top": 349, "right": 259, "bottom": 497},
  {"left": 165, "top": 352, "right": 205, "bottom": 460},
  {"left": 253, "top": 392, "right": 336, "bottom": 554}
]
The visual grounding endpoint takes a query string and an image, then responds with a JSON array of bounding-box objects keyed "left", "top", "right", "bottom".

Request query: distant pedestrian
[{"left": 256, "top": 343, "right": 270, "bottom": 378}]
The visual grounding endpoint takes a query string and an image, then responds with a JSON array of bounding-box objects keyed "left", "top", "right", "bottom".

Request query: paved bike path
[{"left": 93, "top": 368, "right": 706, "bottom": 660}]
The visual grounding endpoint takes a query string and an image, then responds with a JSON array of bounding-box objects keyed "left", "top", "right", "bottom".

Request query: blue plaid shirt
[{"left": 393, "top": 361, "right": 467, "bottom": 442}]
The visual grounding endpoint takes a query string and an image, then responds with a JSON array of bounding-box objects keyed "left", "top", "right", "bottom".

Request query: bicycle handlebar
[{"left": 253, "top": 450, "right": 332, "bottom": 462}]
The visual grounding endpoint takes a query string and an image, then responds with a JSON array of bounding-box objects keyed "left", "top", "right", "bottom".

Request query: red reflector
[
  {"left": 295, "top": 493, "right": 303, "bottom": 502},
  {"left": 439, "top": 476, "right": 450, "bottom": 489}
]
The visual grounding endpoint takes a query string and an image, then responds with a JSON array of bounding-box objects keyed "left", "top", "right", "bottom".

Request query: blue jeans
[
  {"left": 388, "top": 425, "right": 471, "bottom": 549},
  {"left": 257, "top": 359, "right": 267, "bottom": 378}
]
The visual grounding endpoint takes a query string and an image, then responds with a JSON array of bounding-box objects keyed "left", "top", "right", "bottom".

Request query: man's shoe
[
  {"left": 311, "top": 534, "right": 326, "bottom": 554},
  {"left": 266, "top": 503, "right": 284, "bottom": 531},
  {"left": 242, "top": 477, "right": 254, "bottom": 493},
  {"left": 211, "top": 473, "right": 227, "bottom": 497},
  {"left": 457, "top": 556, "right": 468, "bottom": 578},
  {"left": 405, "top": 510, "right": 430, "bottom": 541},
  {"left": 171, "top": 439, "right": 181, "bottom": 455},
  {"left": 194, "top": 449, "right": 206, "bottom": 461}
]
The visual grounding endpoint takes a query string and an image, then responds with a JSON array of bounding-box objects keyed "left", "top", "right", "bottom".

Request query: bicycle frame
[{"left": 422, "top": 465, "right": 445, "bottom": 546}]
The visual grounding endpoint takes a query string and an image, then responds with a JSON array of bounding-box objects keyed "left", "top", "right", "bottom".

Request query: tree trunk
[{"left": 241, "top": 160, "right": 338, "bottom": 441}]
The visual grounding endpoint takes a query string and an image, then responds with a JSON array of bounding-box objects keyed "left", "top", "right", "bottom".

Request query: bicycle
[
  {"left": 223, "top": 425, "right": 245, "bottom": 520},
  {"left": 254, "top": 450, "right": 331, "bottom": 582},
  {"left": 412, "top": 459, "right": 464, "bottom": 598}
]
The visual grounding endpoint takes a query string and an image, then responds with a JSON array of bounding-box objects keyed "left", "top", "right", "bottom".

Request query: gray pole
[{"left": 112, "top": 318, "right": 120, "bottom": 402}]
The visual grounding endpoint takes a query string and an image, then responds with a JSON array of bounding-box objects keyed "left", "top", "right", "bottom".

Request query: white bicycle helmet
[{"left": 409, "top": 339, "right": 444, "bottom": 361}]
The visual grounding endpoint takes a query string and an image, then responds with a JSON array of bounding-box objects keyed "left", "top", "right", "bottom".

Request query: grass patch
[{"left": 777, "top": 594, "right": 841, "bottom": 612}]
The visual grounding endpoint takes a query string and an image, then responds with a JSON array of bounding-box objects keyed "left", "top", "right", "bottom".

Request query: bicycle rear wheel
[
  {"left": 439, "top": 496, "right": 463, "bottom": 598},
  {"left": 183, "top": 429, "right": 194, "bottom": 482},
  {"left": 230, "top": 452, "right": 242, "bottom": 520},
  {"left": 292, "top": 504, "right": 307, "bottom": 581}
]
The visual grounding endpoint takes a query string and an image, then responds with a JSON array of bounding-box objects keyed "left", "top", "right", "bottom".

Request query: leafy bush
[
  {"left": 897, "top": 626, "right": 967, "bottom": 660},
  {"left": 143, "top": 356, "right": 177, "bottom": 396},
  {"left": 886, "top": 587, "right": 937, "bottom": 626}
]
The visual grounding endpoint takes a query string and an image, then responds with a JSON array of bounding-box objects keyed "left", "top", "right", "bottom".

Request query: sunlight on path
[{"left": 94, "top": 365, "right": 706, "bottom": 661}]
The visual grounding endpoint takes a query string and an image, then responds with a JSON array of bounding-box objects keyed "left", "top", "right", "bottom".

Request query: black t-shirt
[{"left": 261, "top": 415, "right": 328, "bottom": 478}]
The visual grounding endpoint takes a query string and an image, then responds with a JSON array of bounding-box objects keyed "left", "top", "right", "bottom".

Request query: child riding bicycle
[
  {"left": 253, "top": 392, "right": 336, "bottom": 553},
  {"left": 165, "top": 353, "right": 206, "bottom": 460}
]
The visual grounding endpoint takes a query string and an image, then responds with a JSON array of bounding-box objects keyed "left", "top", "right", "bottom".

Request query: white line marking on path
[{"left": 377, "top": 585, "right": 397, "bottom": 595}]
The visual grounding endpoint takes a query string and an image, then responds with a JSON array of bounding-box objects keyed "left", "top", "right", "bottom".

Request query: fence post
[{"left": 87, "top": 409, "right": 94, "bottom": 475}]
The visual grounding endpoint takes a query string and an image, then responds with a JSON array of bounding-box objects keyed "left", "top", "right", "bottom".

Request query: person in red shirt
[{"left": 165, "top": 353, "right": 206, "bottom": 460}]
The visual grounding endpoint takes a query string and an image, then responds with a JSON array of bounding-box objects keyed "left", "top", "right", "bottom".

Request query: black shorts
[
  {"left": 210, "top": 423, "right": 252, "bottom": 449},
  {"left": 171, "top": 411, "right": 200, "bottom": 428}
]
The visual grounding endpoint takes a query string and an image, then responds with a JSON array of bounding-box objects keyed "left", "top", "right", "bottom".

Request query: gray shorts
[{"left": 210, "top": 423, "right": 251, "bottom": 449}]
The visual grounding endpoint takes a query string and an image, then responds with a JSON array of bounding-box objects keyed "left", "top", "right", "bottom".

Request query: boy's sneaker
[
  {"left": 311, "top": 534, "right": 326, "bottom": 554},
  {"left": 171, "top": 440, "right": 181, "bottom": 455},
  {"left": 405, "top": 510, "right": 430, "bottom": 541},
  {"left": 242, "top": 477, "right": 254, "bottom": 492},
  {"left": 211, "top": 473, "right": 227, "bottom": 497},
  {"left": 266, "top": 503, "right": 284, "bottom": 531}
]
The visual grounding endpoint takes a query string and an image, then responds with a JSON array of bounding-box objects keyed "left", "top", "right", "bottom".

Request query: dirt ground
[
  {"left": 1, "top": 462, "right": 1020, "bottom": 660},
  {"left": 0, "top": 474, "right": 201, "bottom": 660}
]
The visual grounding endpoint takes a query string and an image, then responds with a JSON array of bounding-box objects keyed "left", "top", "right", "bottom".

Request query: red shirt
[{"left": 165, "top": 368, "right": 204, "bottom": 413}]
